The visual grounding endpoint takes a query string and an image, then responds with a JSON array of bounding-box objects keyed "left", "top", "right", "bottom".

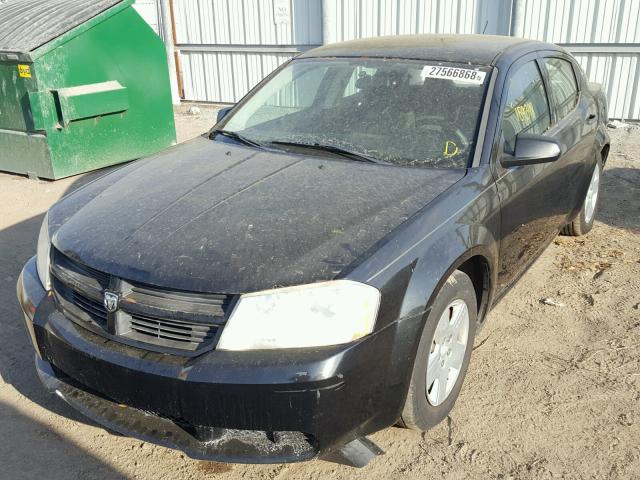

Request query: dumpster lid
[{"left": 0, "top": 0, "right": 124, "bottom": 54}]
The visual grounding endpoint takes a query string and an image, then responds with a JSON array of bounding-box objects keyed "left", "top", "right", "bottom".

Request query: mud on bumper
[
  {"left": 17, "top": 257, "right": 410, "bottom": 466},
  {"left": 35, "top": 356, "right": 319, "bottom": 463}
]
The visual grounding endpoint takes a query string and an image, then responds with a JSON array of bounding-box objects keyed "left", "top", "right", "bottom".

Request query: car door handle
[{"left": 586, "top": 113, "right": 597, "bottom": 123}]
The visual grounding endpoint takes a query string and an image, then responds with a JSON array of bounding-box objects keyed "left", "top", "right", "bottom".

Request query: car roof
[{"left": 298, "top": 34, "right": 562, "bottom": 66}]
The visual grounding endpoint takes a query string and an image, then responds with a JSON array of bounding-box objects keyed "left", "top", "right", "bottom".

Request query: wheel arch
[
  {"left": 384, "top": 246, "right": 495, "bottom": 431},
  {"left": 456, "top": 254, "right": 492, "bottom": 324},
  {"left": 374, "top": 244, "right": 497, "bottom": 429},
  {"left": 594, "top": 123, "right": 610, "bottom": 167},
  {"left": 422, "top": 248, "right": 495, "bottom": 327},
  {"left": 600, "top": 143, "right": 610, "bottom": 166},
  {"left": 393, "top": 231, "right": 499, "bottom": 334}
]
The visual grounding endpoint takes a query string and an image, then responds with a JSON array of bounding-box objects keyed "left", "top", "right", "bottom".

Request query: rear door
[
  {"left": 541, "top": 55, "right": 597, "bottom": 215},
  {"left": 493, "top": 54, "right": 574, "bottom": 291}
]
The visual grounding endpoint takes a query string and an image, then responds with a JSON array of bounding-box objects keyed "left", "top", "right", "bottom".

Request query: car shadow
[
  {"left": 598, "top": 167, "right": 640, "bottom": 232},
  {"left": 0, "top": 166, "right": 123, "bottom": 429},
  {"left": 0, "top": 399, "right": 124, "bottom": 479}
]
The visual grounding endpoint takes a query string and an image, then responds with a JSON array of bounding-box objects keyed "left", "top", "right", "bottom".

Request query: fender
[
  {"left": 403, "top": 225, "right": 498, "bottom": 321},
  {"left": 345, "top": 166, "right": 501, "bottom": 426},
  {"left": 349, "top": 166, "right": 501, "bottom": 325}
]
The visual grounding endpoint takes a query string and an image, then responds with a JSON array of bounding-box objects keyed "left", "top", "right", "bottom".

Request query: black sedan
[{"left": 17, "top": 34, "right": 610, "bottom": 467}]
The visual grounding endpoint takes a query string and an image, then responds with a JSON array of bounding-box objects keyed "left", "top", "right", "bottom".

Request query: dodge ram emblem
[{"left": 103, "top": 291, "right": 119, "bottom": 313}]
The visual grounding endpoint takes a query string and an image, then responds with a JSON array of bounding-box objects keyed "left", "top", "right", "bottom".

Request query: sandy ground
[{"left": 0, "top": 106, "right": 638, "bottom": 479}]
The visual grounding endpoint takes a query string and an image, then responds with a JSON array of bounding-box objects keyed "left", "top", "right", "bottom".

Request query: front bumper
[
  {"left": 17, "top": 257, "right": 419, "bottom": 464},
  {"left": 34, "top": 356, "right": 320, "bottom": 462}
]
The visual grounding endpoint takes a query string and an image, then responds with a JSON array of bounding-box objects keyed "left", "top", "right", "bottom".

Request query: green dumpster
[{"left": 0, "top": 0, "right": 176, "bottom": 179}]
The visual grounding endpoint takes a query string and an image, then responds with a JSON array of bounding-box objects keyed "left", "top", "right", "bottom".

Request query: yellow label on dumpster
[{"left": 18, "top": 64, "right": 31, "bottom": 78}]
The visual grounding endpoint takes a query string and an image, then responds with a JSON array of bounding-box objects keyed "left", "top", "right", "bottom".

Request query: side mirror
[
  {"left": 501, "top": 134, "right": 562, "bottom": 168},
  {"left": 216, "top": 106, "right": 233, "bottom": 123}
]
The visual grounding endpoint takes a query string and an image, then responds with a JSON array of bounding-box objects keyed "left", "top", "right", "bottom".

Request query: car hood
[{"left": 50, "top": 137, "right": 464, "bottom": 293}]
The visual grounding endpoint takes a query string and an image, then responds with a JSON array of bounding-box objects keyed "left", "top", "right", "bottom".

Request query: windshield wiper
[
  {"left": 211, "top": 129, "right": 263, "bottom": 148},
  {"left": 269, "top": 141, "right": 385, "bottom": 164}
]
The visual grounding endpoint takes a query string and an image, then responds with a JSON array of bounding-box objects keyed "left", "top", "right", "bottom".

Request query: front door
[{"left": 493, "top": 56, "right": 575, "bottom": 292}]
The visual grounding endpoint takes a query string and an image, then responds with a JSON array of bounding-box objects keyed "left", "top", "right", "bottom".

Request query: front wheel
[
  {"left": 400, "top": 270, "right": 477, "bottom": 431},
  {"left": 562, "top": 157, "right": 602, "bottom": 236}
]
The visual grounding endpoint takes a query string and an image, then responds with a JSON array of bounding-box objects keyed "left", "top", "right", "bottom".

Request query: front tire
[
  {"left": 400, "top": 270, "right": 477, "bottom": 431},
  {"left": 561, "top": 156, "right": 602, "bottom": 236}
]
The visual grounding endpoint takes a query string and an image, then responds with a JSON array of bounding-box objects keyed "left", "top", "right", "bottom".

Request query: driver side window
[{"left": 502, "top": 61, "right": 551, "bottom": 153}]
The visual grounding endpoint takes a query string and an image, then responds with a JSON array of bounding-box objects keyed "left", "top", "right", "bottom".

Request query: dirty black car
[{"left": 17, "top": 34, "right": 610, "bottom": 467}]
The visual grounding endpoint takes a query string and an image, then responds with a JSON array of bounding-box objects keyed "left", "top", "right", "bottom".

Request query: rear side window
[
  {"left": 544, "top": 58, "right": 579, "bottom": 120},
  {"left": 501, "top": 61, "right": 551, "bottom": 153}
]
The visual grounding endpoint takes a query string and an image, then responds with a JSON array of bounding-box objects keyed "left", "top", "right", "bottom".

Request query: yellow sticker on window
[
  {"left": 18, "top": 64, "right": 31, "bottom": 78},
  {"left": 514, "top": 101, "right": 535, "bottom": 124}
]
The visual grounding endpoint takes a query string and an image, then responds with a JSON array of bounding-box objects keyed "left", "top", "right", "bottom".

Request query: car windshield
[{"left": 219, "top": 58, "right": 491, "bottom": 168}]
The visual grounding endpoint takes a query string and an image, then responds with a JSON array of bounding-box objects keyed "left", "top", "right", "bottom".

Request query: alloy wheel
[
  {"left": 426, "top": 299, "right": 470, "bottom": 406},
  {"left": 584, "top": 164, "right": 600, "bottom": 224}
]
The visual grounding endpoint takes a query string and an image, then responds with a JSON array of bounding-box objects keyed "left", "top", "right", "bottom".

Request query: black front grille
[
  {"left": 123, "top": 283, "right": 232, "bottom": 323},
  {"left": 52, "top": 276, "right": 109, "bottom": 329},
  {"left": 50, "top": 248, "right": 234, "bottom": 355},
  {"left": 72, "top": 290, "right": 108, "bottom": 324},
  {"left": 126, "top": 313, "right": 218, "bottom": 351}
]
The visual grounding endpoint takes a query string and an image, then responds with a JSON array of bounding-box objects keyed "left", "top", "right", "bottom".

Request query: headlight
[
  {"left": 36, "top": 212, "right": 51, "bottom": 290},
  {"left": 217, "top": 280, "right": 380, "bottom": 350}
]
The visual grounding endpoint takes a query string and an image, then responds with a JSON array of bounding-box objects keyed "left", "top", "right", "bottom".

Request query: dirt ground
[{"left": 0, "top": 106, "right": 638, "bottom": 479}]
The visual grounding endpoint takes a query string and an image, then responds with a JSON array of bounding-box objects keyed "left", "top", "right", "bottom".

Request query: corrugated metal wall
[
  {"left": 166, "top": 0, "right": 640, "bottom": 118},
  {"left": 134, "top": 0, "right": 162, "bottom": 36},
  {"left": 573, "top": 53, "right": 639, "bottom": 120},
  {"left": 517, "top": 0, "right": 640, "bottom": 43},
  {"left": 323, "top": 0, "right": 512, "bottom": 41},
  {"left": 179, "top": 51, "right": 295, "bottom": 103},
  {"left": 173, "top": 0, "right": 322, "bottom": 44},
  {"left": 517, "top": 0, "right": 640, "bottom": 120},
  {"left": 173, "top": 0, "right": 322, "bottom": 103}
]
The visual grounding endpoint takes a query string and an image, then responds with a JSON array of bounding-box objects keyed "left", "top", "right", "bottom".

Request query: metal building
[
  {"left": 134, "top": 0, "right": 163, "bottom": 35},
  {"left": 141, "top": 0, "right": 640, "bottom": 120}
]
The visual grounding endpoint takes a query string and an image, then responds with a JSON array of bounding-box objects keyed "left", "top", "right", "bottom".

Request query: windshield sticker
[{"left": 421, "top": 65, "right": 486, "bottom": 84}]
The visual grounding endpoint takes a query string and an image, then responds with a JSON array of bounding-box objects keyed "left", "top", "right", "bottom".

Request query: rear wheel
[
  {"left": 400, "top": 270, "right": 477, "bottom": 431},
  {"left": 561, "top": 156, "right": 602, "bottom": 236}
]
